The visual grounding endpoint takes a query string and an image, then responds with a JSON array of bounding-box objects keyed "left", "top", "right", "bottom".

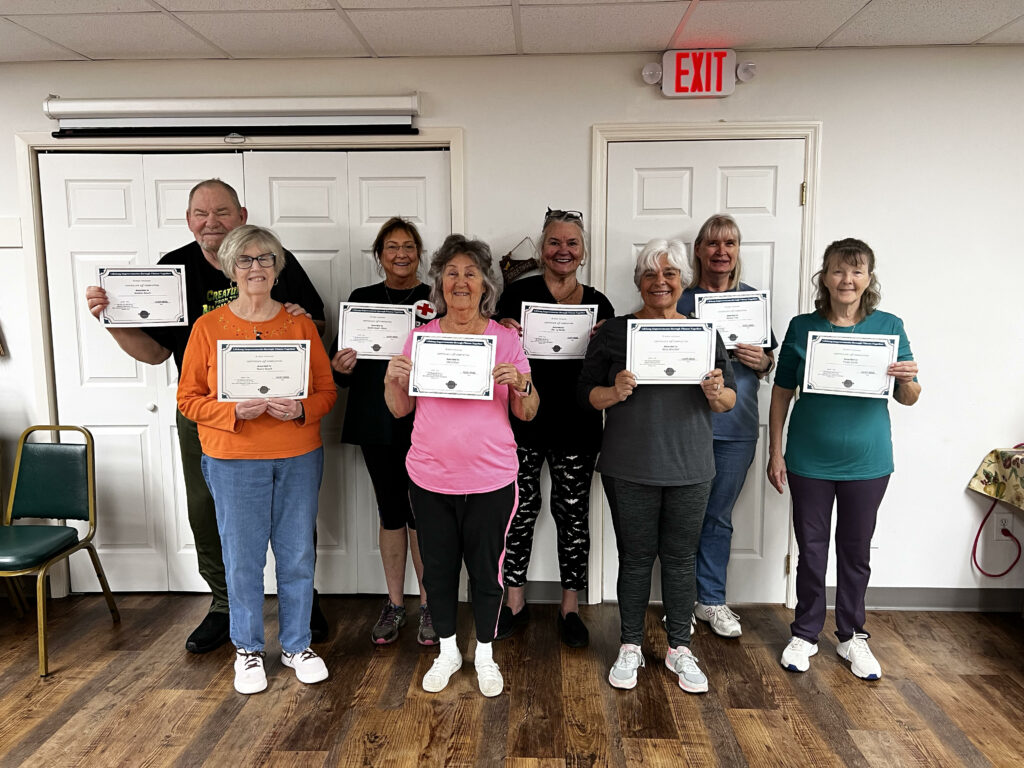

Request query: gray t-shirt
[{"left": 578, "top": 315, "right": 736, "bottom": 486}]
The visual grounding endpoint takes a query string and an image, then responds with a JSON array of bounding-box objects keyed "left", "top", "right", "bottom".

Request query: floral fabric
[{"left": 968, "top": 446, "right": 1024, "bottom": 512}]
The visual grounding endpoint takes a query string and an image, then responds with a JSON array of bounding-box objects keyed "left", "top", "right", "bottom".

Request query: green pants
[{"left": 176, "top": 409, "right": 229, "bottom": 614}]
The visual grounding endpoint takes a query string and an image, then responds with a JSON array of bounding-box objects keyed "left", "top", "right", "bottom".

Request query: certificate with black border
[
  {"left": 217, "top": 340, "right": 310, "bottom": 402},
  {"left": 803, "top": 332, "right": 898, "bottom": 399},
  {"left": 409, "top": 333, "right": 496, "bottom": 400},
  {"left": 520, "top": 302, "right": 597, "bottom": 359},
  {"left": 339, "top": 302, "right": 415, "bottom": 360},
  {"left": 694, "top": 290, "right": 770, "bottom": 349},
  {"left": 98, "top": 265, "right": 187, "bottom": 327},
  {"left": 626, "top": 319, "right": 715, "bottom": 384}
]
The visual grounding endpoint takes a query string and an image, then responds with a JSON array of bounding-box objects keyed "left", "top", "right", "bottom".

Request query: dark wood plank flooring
[{"left": 0, "top": 595, "right": 1021, "bottom": 767}]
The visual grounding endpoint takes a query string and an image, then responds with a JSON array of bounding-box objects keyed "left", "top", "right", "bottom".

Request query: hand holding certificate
[
  {"left": 803, "top": 332, "right": 899, "bottom": 399},
  {"left": 409, "top": 332, "right": 497, "bottom": 400},
  {"left": 218, "top": 340, "right": 311, "bottom": 401},
  {"left": 520, "top": 302, "right": 597, "bottom": 359},
  {"left": 339, "top": 302, "right": 415, "bottom": 360},
  {"left": 626, "top": 319, "right": 716, "bottom": 384},
  {"left": 98, "top": 265, "right": 187, "bottom": 327},
  {"left": 694, "top": 290, "right": 770, "bottom": 349}
]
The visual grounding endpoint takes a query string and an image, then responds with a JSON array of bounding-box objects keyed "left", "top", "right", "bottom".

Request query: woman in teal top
[{"left": 768, "top": 238, "right": 920, "bottom": 682}]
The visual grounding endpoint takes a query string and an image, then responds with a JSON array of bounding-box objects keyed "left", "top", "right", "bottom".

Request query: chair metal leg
[
  {"left": 35, "top": 570, "right": 49, "bottom": 677},
  {"left": 86, "top": 544, "right": 120, "bottom": 623}
]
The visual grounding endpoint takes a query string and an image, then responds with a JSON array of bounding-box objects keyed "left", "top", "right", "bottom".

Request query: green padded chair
[{"left": 0, "top": 425, "right": 120, "bottom": 675}]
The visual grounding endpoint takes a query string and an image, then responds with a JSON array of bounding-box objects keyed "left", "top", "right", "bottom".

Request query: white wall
[{"left": 1, "top": 48, "right": 1022, "bottom": 592}]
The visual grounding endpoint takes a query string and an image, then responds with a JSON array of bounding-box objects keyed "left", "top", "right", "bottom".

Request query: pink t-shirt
[{"left": 403, "top": 319, "right": 530, "bottom": 494}]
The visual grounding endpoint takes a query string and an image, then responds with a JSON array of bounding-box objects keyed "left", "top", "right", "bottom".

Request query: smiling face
[
  {"left": 233, "top": 244, "right": 276, "bottom": 299},
  {"left": 639, "top": 253, "right": 684, "bottom": 311},
  {"left": 441, "top": 253, "right": 485, "bottom": 315},
  {"left": 187, "top": 184, "right": 247, "bottom": 259},
  {"left": 379, "top": 227, "right": 420, "bottom": 284},
  {"left": 540, "top": 220, "right": 585, "bottom": 277},
  {"left": 823, "top": 252, "right": 871, "bottom": 311},
  {"left": 695, "top": 224, "right": 740, "bottom": 284}
]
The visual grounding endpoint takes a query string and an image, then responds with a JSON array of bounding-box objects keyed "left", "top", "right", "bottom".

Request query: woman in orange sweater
[{"left": 178, "top": 224, "right": 336, "bottom": 696}]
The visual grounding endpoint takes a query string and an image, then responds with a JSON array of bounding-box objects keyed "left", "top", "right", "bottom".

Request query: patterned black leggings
[{"left": 502, "top": 446, "right": 596, "bottom": 591}]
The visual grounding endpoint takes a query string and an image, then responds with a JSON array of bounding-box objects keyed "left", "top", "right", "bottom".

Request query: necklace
[
  {"left": 550, "top": 278, "right": 581, "bottom": 304},
  {"left": 384, "top": 282, "right": 419, "bottom": 304}
]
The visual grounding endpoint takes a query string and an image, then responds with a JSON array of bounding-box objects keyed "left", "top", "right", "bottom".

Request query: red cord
[{"left": 971, "top": 442, "right": 1024, "bottom": 578}]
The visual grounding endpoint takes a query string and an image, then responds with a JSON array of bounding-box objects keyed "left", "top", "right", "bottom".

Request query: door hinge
[
  {"left": 785, "top": 553, "right": 791, "bottom": 575},
  {"left": 800, "top": 182, "right": 807, "bottom": 206}
]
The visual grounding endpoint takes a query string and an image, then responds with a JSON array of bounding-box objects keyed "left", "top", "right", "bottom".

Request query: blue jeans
[
  {"left": 201, "top": 447, "right": 323, "bottom": 654},
  {"left": 695, "top": 439, "right": 757, "bottom": 606}
]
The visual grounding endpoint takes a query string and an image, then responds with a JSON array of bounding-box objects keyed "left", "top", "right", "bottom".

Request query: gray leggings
[{"left": 603, "top": 475, "right": 712, "bottom": 649}]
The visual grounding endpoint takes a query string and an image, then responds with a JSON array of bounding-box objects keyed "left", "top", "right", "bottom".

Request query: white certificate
[
  {"left": 217, "top": 340, "right": 310, "bottom": 402},
  {"left": 98, "top": 265, "right": 187, "bottom": 327},
  {"left": 339, "top": 302, "right": 415, "bottom": 360},
  {"left": 520, "top": 302, "right": 597, "bottom": 359},
  {"left": 803, "top": 332, "right": 899, "bottom": 399},
  {"left": 626, "top": 319, "right": 716, "bottom": 384},
  {"left": 409, "top": 332, "right": 497, "bottom": 400},
  {"left": 694, "top": 290, "right": 771, "bottom": 349}
]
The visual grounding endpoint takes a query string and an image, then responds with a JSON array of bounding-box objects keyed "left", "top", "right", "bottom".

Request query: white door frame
[
  {"left": 15, "top": 129, "right": 465, "bottom": 597},
  {"left": 588, "top": 121, "right": 823, "bottom": 608}
]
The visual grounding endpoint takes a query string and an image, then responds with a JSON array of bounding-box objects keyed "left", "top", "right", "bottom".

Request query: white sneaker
[
  {"left": 234, "top": 649, "right": 267, "bottom": 694},
  {"left": 665, "top": 646, "right": 708, "bottom": 694},
  {"left": 281, "top": 648, "right": 328, "bottom": 684},
  {"left": 694, "top": 603, "right": 742, "bottom": 638},
  {"left": 836, "top": 633, "right": 882, "bottom": 680},
  {"left": 780, "top": 636, "right": 818, "bottom": 672},
  {"left": 475, "top": 660, "right": 504, "bottom": 697},
  {"left": 422, "top": 651, "right": 463, "bottom": 693},
  {"left": 608, "top": 643, "right": 645, "bottom": 690}
]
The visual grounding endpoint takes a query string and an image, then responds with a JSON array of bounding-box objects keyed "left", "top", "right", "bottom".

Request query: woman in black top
[
  {"left": 329, "top": 217, "right": 437, "bottom": 647},
  {"left": 494, "top": 208, "right": 614, "bottom": 647}
]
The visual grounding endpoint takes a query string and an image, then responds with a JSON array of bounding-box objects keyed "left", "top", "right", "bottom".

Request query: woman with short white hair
[{"left": 579, "top": 238, "right": 736, "bottom": 695}]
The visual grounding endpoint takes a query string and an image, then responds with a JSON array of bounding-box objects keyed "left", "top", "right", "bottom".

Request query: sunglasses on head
[{"left": 544, "top": 208, "right": 584, "bottom": 225}]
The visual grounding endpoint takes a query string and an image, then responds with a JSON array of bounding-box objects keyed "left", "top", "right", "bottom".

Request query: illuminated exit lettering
[{"left": 661, "top": 49, "right": 737, "bottom": 98}]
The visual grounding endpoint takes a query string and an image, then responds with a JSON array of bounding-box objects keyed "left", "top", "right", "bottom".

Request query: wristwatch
[{"left": 514, "top": 380, "right": 533, "bottom": 396}]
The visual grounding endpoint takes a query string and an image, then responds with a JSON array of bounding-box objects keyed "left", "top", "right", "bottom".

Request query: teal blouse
[{"left": 775, "top": 310, "right": 914, "bottom": 480}]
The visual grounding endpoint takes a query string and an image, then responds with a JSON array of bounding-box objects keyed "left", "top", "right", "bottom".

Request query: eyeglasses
[
  {"left": 383, "top": 243, "right": 419, "bottom": 255},
  {"left": 544, "top": 208, "right": 584, "bottom": 225},
  {"left": 236, "top": 253, "right": 276, "bottom": 269}
]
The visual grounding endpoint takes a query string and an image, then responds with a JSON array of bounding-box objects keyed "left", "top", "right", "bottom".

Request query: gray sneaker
[
  {"left": 417, "top": 604, "right": 438, "bottom": 646},
  {"left": 665, "top": 646, "right": 708, "bottom": 693},
  {"left": 371, "top": 600, "right": 406, "bottom": 645},
  {"left": 608, "top": 643, "right": 645, "bottom": 689}
]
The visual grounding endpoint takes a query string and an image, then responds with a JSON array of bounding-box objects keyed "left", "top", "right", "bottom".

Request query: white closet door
[
  {"left": 142, "top": 154, "right": 245, "bottom": 593},
  {"left": 604, "top": 138, "right": 805, "bottom": 604},
  {"left": 40, "top": 153, "right": 168, "bottom": 591},
  {"left": 346, "top": 151, "right": 452, "bottom": 594}
]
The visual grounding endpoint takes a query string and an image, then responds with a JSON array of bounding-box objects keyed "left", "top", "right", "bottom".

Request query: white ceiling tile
[
  {"left": 0, "top": 16, "right": 85, "bottom": 60},
  {"left": 177, "top": 10, "right": 367, "bottom": 57},
  {"left": 0, "top": 0, "right": 150, "bottom": 12},
  {"left": 521, "top": 2, "right": 688, "bottom": 54},
  {"left": 979, "top": 14, "right": 1024, "bottom": 44},
  {"left": 676, "top": 0, "right": 865, "bottom": 49},
  {"left": 348, "top": 7, "right": 515, "bottom": 56},
  {"left": 341, "top": 1, "right": 506, "bottom": 7},
  {"left": 825, "top": 0, "right": 1024, "bottom": 47},
  {"left": 519, "top": 0, "right": 666, "bottom": 4},
  {"left": 155, "top": 0, "right": 331, "bottom": 10},
  {"left": 13, "top": 12, "right": 227, "bottom": 58}
]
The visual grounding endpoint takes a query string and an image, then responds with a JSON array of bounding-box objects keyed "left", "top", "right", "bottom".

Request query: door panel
[{"left": 604, "top": 138, "right": 804, "bottom": 604}]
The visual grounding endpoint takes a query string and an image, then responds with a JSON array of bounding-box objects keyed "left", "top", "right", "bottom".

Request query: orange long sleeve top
[{"left": 177, "top": 304, "right": 337, "bottom": 460}]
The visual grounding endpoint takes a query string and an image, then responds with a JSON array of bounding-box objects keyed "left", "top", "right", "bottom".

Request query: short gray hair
[
  {"left": 428, "top": 234, "right": 501, "bottom": 318},
  {"left": 217, "top": 224, "right": 286, "bottom": 279},
  {"left": 633, "top": 238, "right": 690, "bottom": 288}
]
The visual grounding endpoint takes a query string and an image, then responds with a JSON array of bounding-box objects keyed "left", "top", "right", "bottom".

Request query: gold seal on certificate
[
  {"left": 520, "top": 302, "right": 597, "bottom": 359},
  {"left": 409, "top": 332, "right": 497, "bottom": 400},
  {"left": 339, "top": 302, "right": 415, "bottom": 360},
  {"left": 803, "top": 332, "right": 899, "bottom": 399},
  {"left": 98, "top": 265, "right": 187, "bottom": 327},
  {"left": 626, "top": 319, "right": 716, "bottom": 384},
  {"left": 217, "top": 340, "right": 310, "bottom": 402},
  {"left": 694, "top": 290, "right": 770, "bottom": 349}
]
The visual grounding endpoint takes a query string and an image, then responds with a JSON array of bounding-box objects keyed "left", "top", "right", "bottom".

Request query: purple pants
[{"left": 788, "top": 472, "right": 890, "bottom": 643}]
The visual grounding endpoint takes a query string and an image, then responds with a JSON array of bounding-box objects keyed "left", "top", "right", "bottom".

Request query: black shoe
[
  {"left": 186, "top": 611, "right": 230, "bottom": 654},
  {"left": 558, "top": 611, "right": 589, "bottom": 648},
  {"left": 494, "top": 604, "right": 530, "bottom": 640},
  {"left": 311, "top": 591, "right": 328, "bottom": 644}
]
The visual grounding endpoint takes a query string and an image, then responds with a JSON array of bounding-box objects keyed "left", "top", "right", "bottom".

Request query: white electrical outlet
[{"left": 992, "top": 512, "right": 1013, "bottom": 541}]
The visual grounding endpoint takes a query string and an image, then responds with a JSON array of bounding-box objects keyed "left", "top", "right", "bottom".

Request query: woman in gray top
[{"left": 578, "top": 238, "right": 735, "bottom": 696}]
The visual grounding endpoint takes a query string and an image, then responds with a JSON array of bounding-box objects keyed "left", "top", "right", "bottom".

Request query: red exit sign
[{"left": 662, "top": 49, "right": 736, "bottom": 98}]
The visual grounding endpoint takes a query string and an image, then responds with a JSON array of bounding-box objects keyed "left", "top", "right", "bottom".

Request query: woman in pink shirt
[{"left": 385, "top": 234, "right": 539, "bottom": 698}]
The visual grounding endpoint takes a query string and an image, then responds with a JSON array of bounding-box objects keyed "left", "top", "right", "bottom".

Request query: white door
[
  {"left": 40, "top": 153, "right": 169, "bottom": 591},
  {"left": 603, "top": 138, "right": 805, "bottom": 604}
]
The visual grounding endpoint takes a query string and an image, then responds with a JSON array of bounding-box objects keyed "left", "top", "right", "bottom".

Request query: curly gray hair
[{"left": 428, "top": 234, "right": 501, "bottom": 317}]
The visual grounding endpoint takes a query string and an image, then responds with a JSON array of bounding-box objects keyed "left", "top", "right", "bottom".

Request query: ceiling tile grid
[
  {"left": 521, "top": 2, "right": 689, "bottom": 54},
  {"left": 0, "top": 15, "right": 85, "bottom": 60},
  {"left": 346, "top": 7, "right": 517, "bottom": 57},
  {"left": 676, "top": 0, "right": 866, "bottom": 50},
  {"left": 176, "top": 10, "right": 368, "bottom": 58},
  {"left": 824, "top": 0, "right": 1024, "bottom": 47}
]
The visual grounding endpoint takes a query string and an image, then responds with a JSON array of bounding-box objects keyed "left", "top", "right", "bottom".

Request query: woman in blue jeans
[
  {"left": 178, "top": 225, "right": 337, "bottom": 695},
  {"left": 677, "top": 214, "right": 776, "bottom": 638}
]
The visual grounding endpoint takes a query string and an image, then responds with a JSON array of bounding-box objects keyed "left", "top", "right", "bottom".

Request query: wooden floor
[{"left": 0, "top": 595, "right": 1022, "bottom": 768}]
